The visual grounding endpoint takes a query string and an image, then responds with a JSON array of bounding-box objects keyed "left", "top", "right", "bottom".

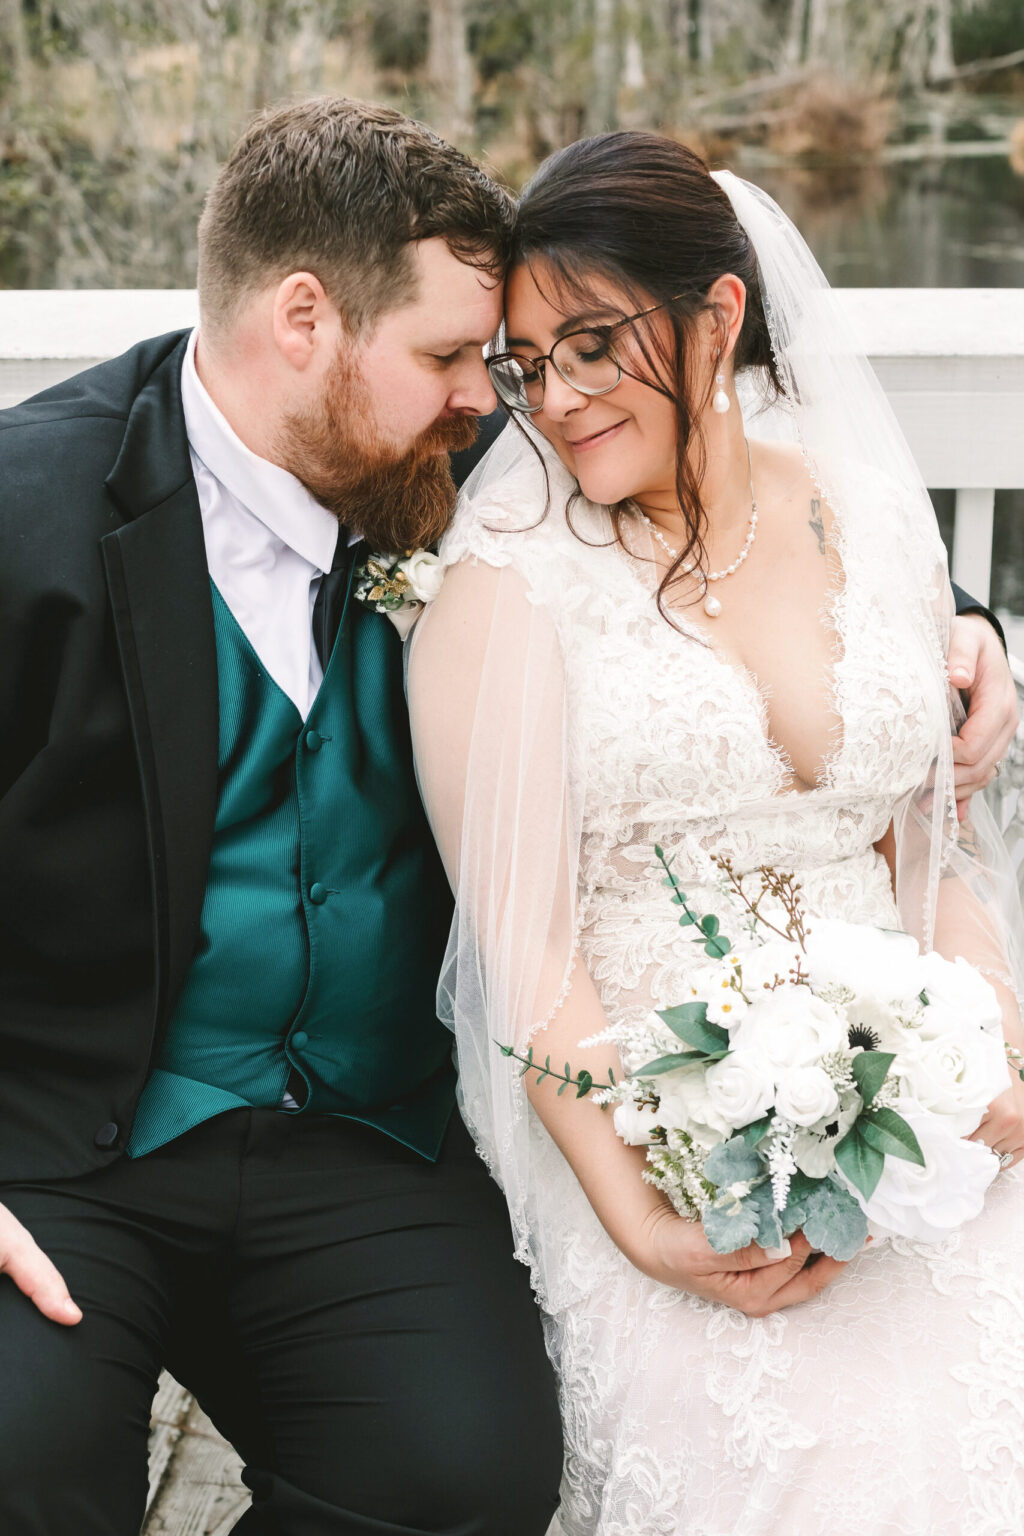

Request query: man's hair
[{"left": 197, "top": 97, "right": 516, "bottom": 337}]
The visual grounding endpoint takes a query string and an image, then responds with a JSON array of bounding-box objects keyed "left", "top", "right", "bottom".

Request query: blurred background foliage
[{"left": 0, "top": 0, "right": 1022, "bottom": 288}]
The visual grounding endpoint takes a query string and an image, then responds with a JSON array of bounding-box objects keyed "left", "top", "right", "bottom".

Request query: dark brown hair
[
  {"left": 512, "top": 130, "right": 784, "bottom": 613},
  {"left": 198, "top": 96, "right": 516, "bottom": 337}
]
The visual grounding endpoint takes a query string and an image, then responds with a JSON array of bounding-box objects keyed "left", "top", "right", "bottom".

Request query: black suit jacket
[{"left": 0, "top": 340, "right": 999, "bottom": 1181}]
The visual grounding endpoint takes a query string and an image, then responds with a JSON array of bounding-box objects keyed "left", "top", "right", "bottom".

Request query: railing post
[{"left": 951, "top": 487, "right": 995, "bottom": 607}]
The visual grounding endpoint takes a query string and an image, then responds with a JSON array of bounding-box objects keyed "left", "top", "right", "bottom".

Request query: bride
[{"left": 408, "top": 132, "right": 1024, "bottom": 1534}]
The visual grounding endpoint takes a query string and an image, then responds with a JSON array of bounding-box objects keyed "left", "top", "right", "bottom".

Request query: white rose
[
  {"left": 734, "top": 939, "right": 804, "bottom": 996},
  {"left": 654, "top": 1065, "right": 731, "bottom": 1148},
  {"left": 613, "top": 1101, "right": 659, "bottom": 1146},
  {"left": 704, "top": 1050, "right": 775, "bottom": 1130},
  {"left": 731, "top": 990, "right": 846, "bottom": 1071},
  {"left": 896, "top": 1028, "right": 1009, "bottom": 1136},
  {"left": 840, "top": 1099, "right": 1000, "bottom": 1242},
  {"left": 397, "top": 549, "right": 445, "bottom": 603},
  {"left": 918, "top": 953, "right": 1003, "bottom": 1037},
  {"left": 775, "top": 1065, "right": 840, "bottom": 1127}
]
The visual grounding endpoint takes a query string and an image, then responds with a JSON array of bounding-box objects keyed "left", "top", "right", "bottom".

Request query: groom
[
  {"left": 0, "top": 96, "right": 1014, "bottom": 1535},
  {"left": 0, "top": 99, "right": 562, "bottom": 1535}
]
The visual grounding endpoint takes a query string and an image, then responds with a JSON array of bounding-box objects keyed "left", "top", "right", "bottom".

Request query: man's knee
[{"left": 0, "top": 1293, "right": 150, "bottom": 1532}]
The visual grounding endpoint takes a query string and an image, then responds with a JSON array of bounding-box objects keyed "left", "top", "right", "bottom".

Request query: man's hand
[
  {"left": 948, "top": 613, "right": 1019, "bottom": 821},
  {"left": 644, "top": 1208, "right": 850, "bottom": 1316},
  {"left": 0, "top": 1202, "right": 81, "bottom": 1324}
]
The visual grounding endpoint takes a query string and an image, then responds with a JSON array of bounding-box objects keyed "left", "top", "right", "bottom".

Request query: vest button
[
  {"left": 309, "top": 882, "right": 328, "bottom": 905},
  {"left": 305, "top": 730, "right": 323, "bottom": 752},
  {"left": 291, "top": 1030, "right": 309, "bottom": 1050},
  {"left": 94, "top": 1121, "right": 120, "bottom": 1149}
]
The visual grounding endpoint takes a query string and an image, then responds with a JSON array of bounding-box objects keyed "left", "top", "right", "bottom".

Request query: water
[{"left": 748, "top": 112, "right": 1024, "bottom": 653}]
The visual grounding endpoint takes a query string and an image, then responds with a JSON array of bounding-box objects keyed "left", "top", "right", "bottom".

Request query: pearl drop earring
[{"left": 712, "top": 359, "right": 730, "bottom": 415}]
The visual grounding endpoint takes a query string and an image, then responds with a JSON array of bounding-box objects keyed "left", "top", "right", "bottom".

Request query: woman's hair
[{"left": 511, "top": 130, "right": 783, "bottom": 613}]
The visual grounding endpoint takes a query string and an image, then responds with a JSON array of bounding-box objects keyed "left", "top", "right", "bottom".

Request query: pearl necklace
[{"left": 636, "top": 441, "right": 758, "bottom": 619}]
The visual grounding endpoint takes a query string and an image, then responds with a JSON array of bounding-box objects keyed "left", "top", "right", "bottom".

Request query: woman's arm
[{"left": 410, "top": 556, "right": 847, "bottom": 1314}]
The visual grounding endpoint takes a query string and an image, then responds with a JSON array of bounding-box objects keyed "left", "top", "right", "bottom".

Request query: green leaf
[
  {"left": 657, "top": 1003, "right": 730, "bottom": 1056},
  {"left": 703, "top": 1191, "right": 760, "bottom": 1254},
  {"left": 575, "top": 1070, "right": 594, "bottom": 1098},
  {"left": 704, "top": 1136, "right": 762, "bottom": 1188},
  {"left": 796, "top": 1177, "right": 869, "bottom": 1261},
  {"left": 834, "top": 1125, "right": 885, "bottom": 1200},
  {"left": 859, "top": 1107, "right": 925, "bottom": 1166},
  {"left": 635, "top": 1051, "right": 701, "bottom": 1077},
  {"left": 850, "top": 1049, "right": 895, "bottom": 1108},
  {"left": 678, "top": 912, "right": 696, "bottom": 927},
  {"left": 740, "top": 1115, "right": 773, "bottom": 1149},
  {"left": 779, "top": 1171, "right": 820, "bottom": 1236},
  {"left": 700, "top": 914, "right": 720, "bottom": 937},
  {"left": 748, "top": 1179, "right": 785, "bottom": 1250},
  {"left": 704, "top": 934, "right": 732, "bottom": 959},
  {"left": 919, "top": 989, "right": 929, "bottom": 1006},
  {"left": 654, "top": 843, "right": 665, "bottom": 861}
]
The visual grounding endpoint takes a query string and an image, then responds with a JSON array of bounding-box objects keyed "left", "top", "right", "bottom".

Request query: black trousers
[{"left": 0, "top": 1109, "right": 563, "bottom": 1535}]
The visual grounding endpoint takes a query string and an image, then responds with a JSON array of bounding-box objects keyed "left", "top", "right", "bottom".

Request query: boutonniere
[{"left": 353, "top": 548, "right": 445, "bottom": 639}]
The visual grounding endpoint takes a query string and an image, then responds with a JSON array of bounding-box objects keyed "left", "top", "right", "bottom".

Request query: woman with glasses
[{"left": 409, "top": 130, "right": 1024, "bottom": 1535}]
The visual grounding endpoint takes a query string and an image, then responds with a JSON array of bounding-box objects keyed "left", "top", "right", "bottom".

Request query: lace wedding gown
[{"left": 413, "top": 452, "right": 1024, "bottom": 1536}]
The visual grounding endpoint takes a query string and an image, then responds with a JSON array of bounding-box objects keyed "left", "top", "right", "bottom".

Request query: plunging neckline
[{"left": 615, "top": 514, "right": 849, "bottom": 799}]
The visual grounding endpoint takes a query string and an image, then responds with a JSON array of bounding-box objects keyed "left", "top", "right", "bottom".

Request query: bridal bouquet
[{"left": 505, "top": 850, "right": 1011, "bottom": 1261}]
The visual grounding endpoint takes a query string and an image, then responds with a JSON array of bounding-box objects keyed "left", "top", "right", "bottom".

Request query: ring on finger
[{"left": 999, "top": 1149, "right": 1015, "bottom": 1170}]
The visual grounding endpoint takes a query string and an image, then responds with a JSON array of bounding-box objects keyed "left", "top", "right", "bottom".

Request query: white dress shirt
[{"left": 180, "top": 328, "right": 348, "bottom": 720}]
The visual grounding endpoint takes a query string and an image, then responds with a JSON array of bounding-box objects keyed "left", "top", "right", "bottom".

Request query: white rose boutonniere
[{"left": 353, "top": 548, "right": 445, "bottom": 638}]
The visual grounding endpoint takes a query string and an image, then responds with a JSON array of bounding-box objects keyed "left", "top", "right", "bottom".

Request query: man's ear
[{"left": 271, "top": 271, "right": 340, "bottom": 372}]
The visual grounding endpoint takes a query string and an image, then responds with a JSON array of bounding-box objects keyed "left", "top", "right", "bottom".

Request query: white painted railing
[{"left": 3, "top": 287, "right": 1023, "bottom": 609}]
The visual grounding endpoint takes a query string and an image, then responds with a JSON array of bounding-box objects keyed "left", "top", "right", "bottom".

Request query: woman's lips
[{"left": 566, "top": 420, "right": 628, "bottom": 452}]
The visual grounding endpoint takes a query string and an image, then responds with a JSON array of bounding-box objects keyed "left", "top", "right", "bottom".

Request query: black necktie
[{"left": 312, "top": 533, "right": 353, "bottom": 670}]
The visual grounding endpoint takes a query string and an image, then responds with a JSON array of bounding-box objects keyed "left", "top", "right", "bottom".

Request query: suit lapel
[{"left": 101, "top": 335, "right": 219, "bottom": 1029}]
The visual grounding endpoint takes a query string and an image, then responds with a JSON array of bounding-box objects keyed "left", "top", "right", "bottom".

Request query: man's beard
[{"left": 276, "top": 352, "right": 478, "bottom": 553}]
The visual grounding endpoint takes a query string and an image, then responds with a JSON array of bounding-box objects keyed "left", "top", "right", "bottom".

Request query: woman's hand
[
  {"left": 636, "top": 1203, "right": 850, "bottom": 1316},
  {"left": 968, "top": 1070, "right": 1024, "bottom": 1171}
]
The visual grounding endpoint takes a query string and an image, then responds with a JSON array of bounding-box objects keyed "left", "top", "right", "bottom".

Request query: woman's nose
[{"left": 540, "top": 365, "right": 586, "bottom": 421}]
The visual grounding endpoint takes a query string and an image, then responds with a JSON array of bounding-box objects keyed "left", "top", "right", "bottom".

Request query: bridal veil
[{"left": 407, "top": 169, "right": 1024, "bottom": 1305}]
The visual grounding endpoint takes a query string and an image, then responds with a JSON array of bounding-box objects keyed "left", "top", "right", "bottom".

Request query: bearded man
[{"left": 0, "top": 98, "right": 562, "bottom": 1535}]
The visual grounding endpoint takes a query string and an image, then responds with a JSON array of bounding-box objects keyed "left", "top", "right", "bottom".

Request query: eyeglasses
[{"left": 486, "top": 295, "right": 685, "bottom": 415}]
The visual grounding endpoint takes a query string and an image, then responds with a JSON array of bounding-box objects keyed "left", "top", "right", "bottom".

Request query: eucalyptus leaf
[
  {"left": 859, "top": 1106, "right": 925, "bottom": 1166},
  {"left": 704, "top": 1136, "right": 762, "bottom": 1188},
  {"left": 704, "top": 935, "right": 732, "bottom": 959},
  {"left": 700, "top": 914, "right": 720, "bottom": 937},
  {"left": 834, "top": 1125, "right": 885, "bottom": 1200},
  {"left": 850, "top": 1049, "right": 895, "bottom": 1108}
]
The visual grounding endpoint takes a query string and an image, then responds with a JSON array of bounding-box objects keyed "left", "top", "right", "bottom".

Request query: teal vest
[{"left": 127, "top": 574, "right": 456, "bottom": 1161}]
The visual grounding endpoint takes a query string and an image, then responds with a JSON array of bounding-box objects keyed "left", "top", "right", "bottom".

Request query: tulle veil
[{"left": 406, "top": 168, "right": 1024, "bottom": 1307}]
